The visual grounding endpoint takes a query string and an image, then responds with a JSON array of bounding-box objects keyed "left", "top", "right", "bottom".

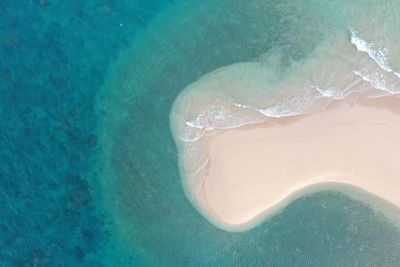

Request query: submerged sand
[{"left": 185, "top": 97, "right": 400, "bottom": 230}]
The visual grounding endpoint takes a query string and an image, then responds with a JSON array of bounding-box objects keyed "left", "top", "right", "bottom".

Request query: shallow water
[{"left": 3, "top": 0, "right": 400, "bottom": 266}]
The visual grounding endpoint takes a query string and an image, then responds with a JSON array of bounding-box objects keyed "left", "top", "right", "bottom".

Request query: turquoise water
[
  {"left": 0, "top": 0, "right": 168, "bottom": 265},
  {"left": 2, "top": 0, "right": 400, "bottom": 266}
]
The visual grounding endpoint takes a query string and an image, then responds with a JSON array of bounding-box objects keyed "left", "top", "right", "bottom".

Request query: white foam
[
  {"left": 350, "top": 29, "right": 400, "bottom": 78},
  {"left": 257, "top": 106, "right": 299, "bottom": 118},
  {"left": 353, "top": 69, "right": 396, "bottom": 94},
  {"left": 315, "top": 85, "right": 344, "bottom": 99}
]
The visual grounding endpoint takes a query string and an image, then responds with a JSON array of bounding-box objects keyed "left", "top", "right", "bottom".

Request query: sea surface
[{"left": 2, "top": 0, "right": 400, "bottom": 266}]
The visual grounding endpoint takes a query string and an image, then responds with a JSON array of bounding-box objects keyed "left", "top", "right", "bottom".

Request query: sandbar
[{"left": 193, "top": 97, "right": 400, "bottom": 230}]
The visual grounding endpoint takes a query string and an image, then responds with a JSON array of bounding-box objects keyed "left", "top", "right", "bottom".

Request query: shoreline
[
  {"left": 197, "top": 182, "right": 400, "bottom": 232},
  {"left": 185, "top": 96, "right": 400, "bottom": 231}
]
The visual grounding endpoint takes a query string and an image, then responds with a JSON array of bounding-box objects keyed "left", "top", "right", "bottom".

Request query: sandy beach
[{"left": 189, "top": 97, "right": 400, "bottom": 230}]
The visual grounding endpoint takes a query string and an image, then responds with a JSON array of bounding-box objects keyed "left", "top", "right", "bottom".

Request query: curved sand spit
[
  {"left": 173, "top": 96, "right": 400, "bottom": 231},
  {"left": 199, "top": 98, "right": 400, "bottom": 230},
  {"left": 170, "top": 29, "right": 400, "bottom": 231}
]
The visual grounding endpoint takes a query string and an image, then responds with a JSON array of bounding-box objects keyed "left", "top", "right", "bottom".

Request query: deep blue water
[
  {"left": 2, "top": 1, "right": 400, "bottom": 266},
  {"left": 0, "top": 1, "right": 169, "bottom": 265}
]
